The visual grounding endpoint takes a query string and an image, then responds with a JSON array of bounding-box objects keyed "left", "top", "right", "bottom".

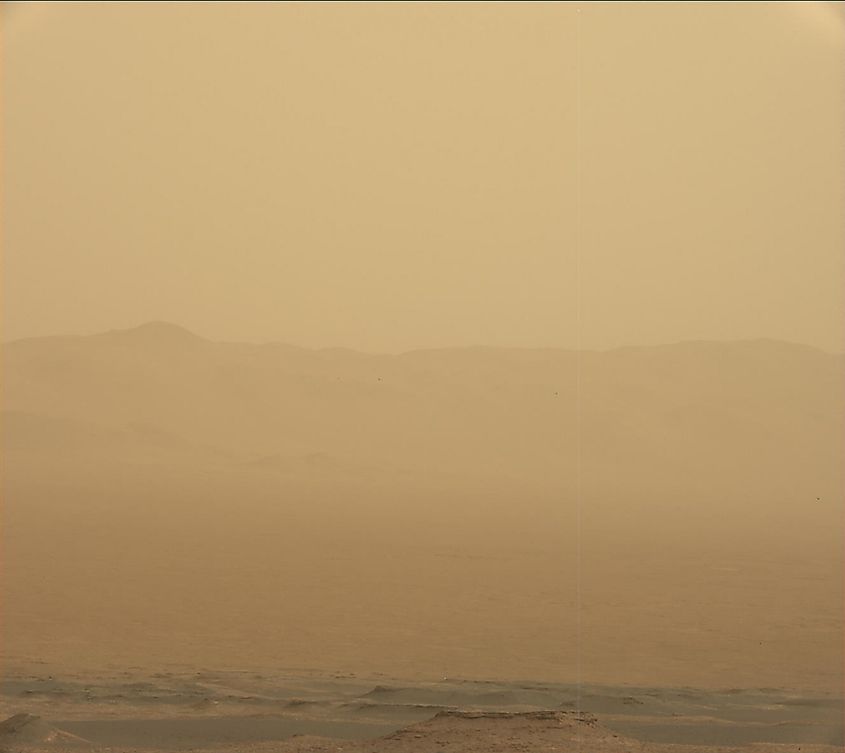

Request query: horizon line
[{"left": 2, "top": 320, "right": 842, "bottom": 357}]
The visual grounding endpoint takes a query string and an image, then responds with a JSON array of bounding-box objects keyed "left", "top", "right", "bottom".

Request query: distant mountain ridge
[
  {"left": 2, "top": 322, "right": 843, "bottom": 507},
  {"left": 5, "top": 320, "right": 839, "bottom": 356}
]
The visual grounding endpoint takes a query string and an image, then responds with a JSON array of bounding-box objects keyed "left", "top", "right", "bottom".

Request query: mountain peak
[{"left": 98, "top": 321, "right": 206, "bottom": 345}]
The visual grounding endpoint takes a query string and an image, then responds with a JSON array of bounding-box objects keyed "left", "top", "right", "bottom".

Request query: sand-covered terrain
[
  {"left": 1, "top": 667, "right": 842, "bottom": 752},
  {"left": 2, "top": 329, "right": 842, "bottom": 750}
]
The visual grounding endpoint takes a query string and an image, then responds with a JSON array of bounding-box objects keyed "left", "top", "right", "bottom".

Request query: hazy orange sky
[{"left": 2, "top": 2, "right": 843, "bottom": 352}]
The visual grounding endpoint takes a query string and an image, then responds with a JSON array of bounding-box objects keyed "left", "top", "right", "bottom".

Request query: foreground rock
[
  {"left": 1, "top": 709, "right": 841, "bottom": 753},
  {"left": 0, "top": 713, "right": 91, "bottom": 746},
  {"left": 268, "top": 710, "right": 842, "bottom": 753}
]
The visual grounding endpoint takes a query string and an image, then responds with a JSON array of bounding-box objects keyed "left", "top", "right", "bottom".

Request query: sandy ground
[{"left": 1, "top": 667, "right": 841, "bottom": 752}]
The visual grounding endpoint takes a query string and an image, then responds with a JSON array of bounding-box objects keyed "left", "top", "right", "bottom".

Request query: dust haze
[
  {"left": 2, "top": 2, "right": 843, "bottom": 352},
  {"left": 1, "top": 3, "right": 843, "bottom": 752}
]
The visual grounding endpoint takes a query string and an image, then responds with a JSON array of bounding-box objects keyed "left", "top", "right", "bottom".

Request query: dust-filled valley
[{"left": 3, "top": 324, "right": 842, "bottom": 692}]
